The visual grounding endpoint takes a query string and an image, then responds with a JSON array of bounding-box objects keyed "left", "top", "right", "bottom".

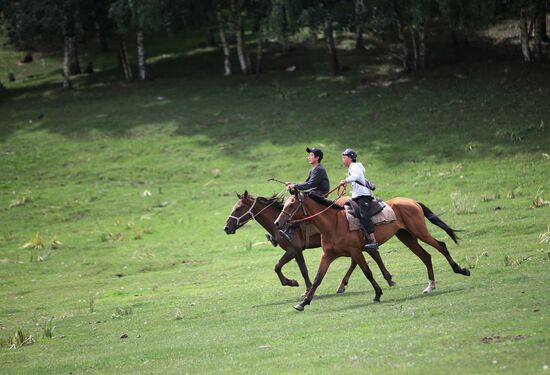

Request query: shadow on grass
[
  {"left": 341, "top": 287, "right": 466, "bottom": 309},
  {"left": 1, "top": 34, "right": 548, "bottom": 165},
  {"left": 250, "top": 290, "right": 368, "bottom": 309},
  {"left": 251, "top": 286, "right": 465, "bottom": 310}
]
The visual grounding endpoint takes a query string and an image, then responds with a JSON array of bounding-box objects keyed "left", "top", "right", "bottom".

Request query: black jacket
[{"left": 295, "top": 164, "right": 330, "bottom": 196}]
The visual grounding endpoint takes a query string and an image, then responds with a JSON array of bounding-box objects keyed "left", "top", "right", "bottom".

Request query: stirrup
[
  {"left": 279, "top": 229, "right": 293, "bottom": 242},
  {"left": 363, "top": 241, "right": 379, "bottom": 252},
  {"left": 265, "top": 233, "right": 278, "bottom": 247}
]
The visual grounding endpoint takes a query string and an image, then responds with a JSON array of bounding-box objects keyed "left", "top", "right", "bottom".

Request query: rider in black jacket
[{"left": 270, "top": 147, "right": 330, "bottom": 244}]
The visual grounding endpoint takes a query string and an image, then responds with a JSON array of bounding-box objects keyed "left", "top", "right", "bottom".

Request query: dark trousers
[{"left": 352, "top": 196, "right": 375, "bottom": 234}]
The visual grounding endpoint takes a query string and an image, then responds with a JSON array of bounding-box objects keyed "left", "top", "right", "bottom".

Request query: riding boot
[
  {"left": 279, "top": 224, "right": 296, "bottom": 242},
  {"left": 265, "top": 233, "right": 278, "bottom": 247},
  {"left": 363, "top": 233, "right": 379, "bottom": 252}
]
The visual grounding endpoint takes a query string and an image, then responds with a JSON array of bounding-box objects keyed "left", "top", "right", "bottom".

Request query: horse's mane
[
  {"left": 305, "top": 193, "right": 344, "bottom": 209},
  {"left": 256, "top": 194, "right": 285, "bottom": 211}
]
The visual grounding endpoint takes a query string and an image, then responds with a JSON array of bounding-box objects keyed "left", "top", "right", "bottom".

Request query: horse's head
[
  {"left": 224, "top": 190, "right": 256, "bottom": 234},
  {"left": 274, "top": 191, "right": 305, "bottom": 230}
]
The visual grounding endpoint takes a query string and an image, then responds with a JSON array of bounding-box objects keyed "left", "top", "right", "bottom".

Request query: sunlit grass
[{"left": 0, "top": 27, "right": 549, "bottom": 374}]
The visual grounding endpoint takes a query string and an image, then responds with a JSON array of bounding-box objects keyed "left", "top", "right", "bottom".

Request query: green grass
[{"left": 1, "top": 28, "right": 549, "bottom": 374}]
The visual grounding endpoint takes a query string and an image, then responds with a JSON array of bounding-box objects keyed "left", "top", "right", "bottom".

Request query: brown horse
[
  {"left": 274, "top": 192, "right": 470, "bottom": 311},
  {"left": 223, "top": 191, "right": 395, "bottom": 296}
]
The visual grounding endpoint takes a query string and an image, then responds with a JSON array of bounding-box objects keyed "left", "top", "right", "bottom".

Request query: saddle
[{"left": 344, "top": 199, "right": 396, "bottom": 232}]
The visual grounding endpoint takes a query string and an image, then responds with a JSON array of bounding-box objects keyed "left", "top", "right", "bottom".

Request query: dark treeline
[{"left": 0, "top": 0, "right": 548, "bottom": 88}]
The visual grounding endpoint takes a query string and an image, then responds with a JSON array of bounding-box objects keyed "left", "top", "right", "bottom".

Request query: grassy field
[{"left": 1, "top": 29, "right": 549, "bottom": 374}]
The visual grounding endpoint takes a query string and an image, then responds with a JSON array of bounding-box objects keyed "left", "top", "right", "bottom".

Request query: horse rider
[
  {"left": 338, "top": 148, "right": 379, "bottom": 251},
  {"left": 268, "top": 147, "right": 330, "bottom": 244}
]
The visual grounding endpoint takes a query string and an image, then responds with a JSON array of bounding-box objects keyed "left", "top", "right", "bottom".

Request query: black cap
[{"left": 306, "top": 147, "right": 323, "bottom": 161}]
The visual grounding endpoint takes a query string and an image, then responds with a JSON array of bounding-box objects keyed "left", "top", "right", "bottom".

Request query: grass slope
[{"left": 1, "top": 30, "right": 549, "bottom": 374}]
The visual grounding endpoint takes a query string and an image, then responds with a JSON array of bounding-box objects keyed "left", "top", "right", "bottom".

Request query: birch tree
[{"left": 110, "top": 0, "right": 169, "bottom": 81}]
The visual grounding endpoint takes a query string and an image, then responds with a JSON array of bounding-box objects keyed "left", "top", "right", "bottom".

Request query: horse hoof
[
  {"left": 373, "top": 298, "right": 381, "bottom": 304},
  {"left": 422, "top": 287, "right": 434, "bottom": 294},
  {"left": 293, "top": 304, "right": 304, "bottom": 311},
  {"left": 336, "top": 286, "right": 346, "bottom": 294},
  {"left": 387, "top": 280, "right": 396, "bottom": 287},
  {"left": 463, "top": 268, "right": 471, "bottom": 276},
  {"left": 288, "top": 280, "right": 299, "bottom": 287}
]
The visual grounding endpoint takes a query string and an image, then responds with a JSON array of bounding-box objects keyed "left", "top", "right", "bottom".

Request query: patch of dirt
[{"left": 481, "top": 334, "right": 528, "bottom": 344}]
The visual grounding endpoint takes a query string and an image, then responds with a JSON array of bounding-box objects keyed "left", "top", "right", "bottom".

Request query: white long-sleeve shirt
[{"left": 345, "top": 162, "right": 373, "bottom": 198}]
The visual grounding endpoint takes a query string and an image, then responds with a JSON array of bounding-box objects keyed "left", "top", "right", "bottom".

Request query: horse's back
[{"left": 384, "top": 197, "right": 422, "bottom": 225}]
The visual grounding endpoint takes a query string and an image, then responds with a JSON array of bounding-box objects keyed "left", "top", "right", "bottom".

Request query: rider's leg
[
  {"left": 358, "top": 199, "right": 378, "bottom": 251},
  {"left": 279, "top": 224, "right": 297, "bottom": 242},
  {"left": 265, "top": 232, "right": 278, "bottom": 247}
]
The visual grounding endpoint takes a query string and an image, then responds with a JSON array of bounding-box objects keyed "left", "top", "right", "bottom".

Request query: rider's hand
[
  {"left": 287, "top": 183, "right": 295, "bottom": 190},
  {"left": 339, "top": 180, "right": 347, "bottom": 187}
]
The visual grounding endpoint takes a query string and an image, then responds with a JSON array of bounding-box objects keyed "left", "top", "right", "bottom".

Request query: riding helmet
[{"left": 342, "top": 148, "right": 357, "bottom": 161}]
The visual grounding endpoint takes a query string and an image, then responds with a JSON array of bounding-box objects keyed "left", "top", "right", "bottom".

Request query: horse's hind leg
[
  {"left": 337, "top": 259, "right": 357, "bottom": 294},
  {"left": 293, "top": 250, "right": 313, "bottom": 297},
  {"left": 351, "top": 250, "right": 383, "bottom": 302},
  {"left": 274, "top": 249, "right": 300, "bottom": 287},
  {"left": 365, "top": 248, "right": 395, "bottom": 287},
  {"left": 396, "top": 230, "right": 436, "bottom": 294},
  {"left": 420, "top": 234, "right": 471, "bottom": 277}
]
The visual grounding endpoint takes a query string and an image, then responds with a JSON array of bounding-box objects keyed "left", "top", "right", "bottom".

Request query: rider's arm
[
  {"left": 345, "top": 164, "right": 362, "bottom": 183},
  {"left": 295, "top": 168, "right": 322, "bottom": 191}
]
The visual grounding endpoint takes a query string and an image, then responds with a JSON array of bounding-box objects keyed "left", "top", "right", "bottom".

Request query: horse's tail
[{"left": 417, "top": 202, "right": 461, "bottom": 244}]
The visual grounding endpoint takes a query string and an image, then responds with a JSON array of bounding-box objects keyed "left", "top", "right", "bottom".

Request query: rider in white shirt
[{"left": 339, "top": 148, "right": 379, "bottom": 251}]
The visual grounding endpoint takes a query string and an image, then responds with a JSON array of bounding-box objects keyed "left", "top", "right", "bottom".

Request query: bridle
[
  {"left": 227, "top": 196, "right": 279, "bottom": 229},
  {"left": 279, "top": 193, "right": 308, "bottom": 223}
]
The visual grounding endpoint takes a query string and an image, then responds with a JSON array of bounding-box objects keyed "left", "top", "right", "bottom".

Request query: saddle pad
[{"left": 345, "top": 203, "right": 396, "bottom": 232}]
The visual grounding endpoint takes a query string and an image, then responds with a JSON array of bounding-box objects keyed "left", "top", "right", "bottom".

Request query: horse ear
[
  {"left": 236, "top": 192, "right": 242, "bottom": 199},
  {"left": 243, "top": 190, "right": 249, "bottom": 198}
]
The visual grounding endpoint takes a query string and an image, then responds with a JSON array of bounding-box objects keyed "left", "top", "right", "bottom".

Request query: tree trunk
[
  {"left": 418, "top": 20, "right": 426, "bottom": 69},
  {"left": 96, "top": 21, "right": 109, "bottom": 52},
  {"left": 231, "top": 0, "right": 250, "bottom": 74},
  {"left": 324, "top": 17, "right": 340, "bottom": 75},
  {"left": 355, "top": 24, "right": 365, "bottom": 49},
  {"left": 309, "top": 27, "right": 318, "bottom": 45},
  {"left": 542, "top": 0, "right": 549, "bottom": 42},
  {"left": 207, "top": 28, "right": 217, "bottom": 47},
  {"left": 137, "top": 31, "right": 146, "bottom": 80},
  {"left": 119, "top": 39, "right": 133, "bottom": 81},
  {"left": 63, "top": 37, "right": 72, "bottom": 89},
  {"left": 256, "top": 37, "right": 263, "bottom": 74},
  {"left": 68, "top": 36, "right": 81, "bottom": 75},
  {"left": 411, "top": 28, "right": 418, "bottom": 70},
  {"left": 354, "top": 0, "right": 366, "bottom": 49},
  {"left": 533, "top": 0, "right": 545, "bottom": 60},
  {"left": 216, "top": 4, "right": 232, "bottom": 76},
  {"left": 252, "top": 14, "right": 261, "bottom": 33},
  {"left": 520, "top": 7, "right": 533, "bottom": 62},
  {"left": 393, "top": 0, "right": 413, "bottom": 71}
]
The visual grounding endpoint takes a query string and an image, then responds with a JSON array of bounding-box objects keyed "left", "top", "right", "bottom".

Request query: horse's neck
[
  {"left": 303, "top": 198, "right": 338, "bottom": 238},
  {"left": 252, "top": 203, "right": 279, "bottom": 234}
]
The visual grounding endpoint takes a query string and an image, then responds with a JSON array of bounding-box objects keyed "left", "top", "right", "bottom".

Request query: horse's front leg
[
  {"left": 337, "top": 259, "right": 357, "bottom": 294},
  {"left": 274, "top": 248, "right": 300, "bottom": 287},
  {"left": 293, "top": 250, "right": 312, "bottom": 297},
  {"left": 294, "top": 252, "right": 335, "bottom": 311}
]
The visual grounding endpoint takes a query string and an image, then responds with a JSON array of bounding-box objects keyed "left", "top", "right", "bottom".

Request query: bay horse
[
  {"left": 223, "top": 191, "right": 395, "bottom": 296},
  {"left": 274, "top": 192, "right": 470, "bottom": 311}
]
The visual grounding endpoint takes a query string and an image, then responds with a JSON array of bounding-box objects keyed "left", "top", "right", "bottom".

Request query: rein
[{"left": 288, "top": 184, "right": 347, "bottom": 224}]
